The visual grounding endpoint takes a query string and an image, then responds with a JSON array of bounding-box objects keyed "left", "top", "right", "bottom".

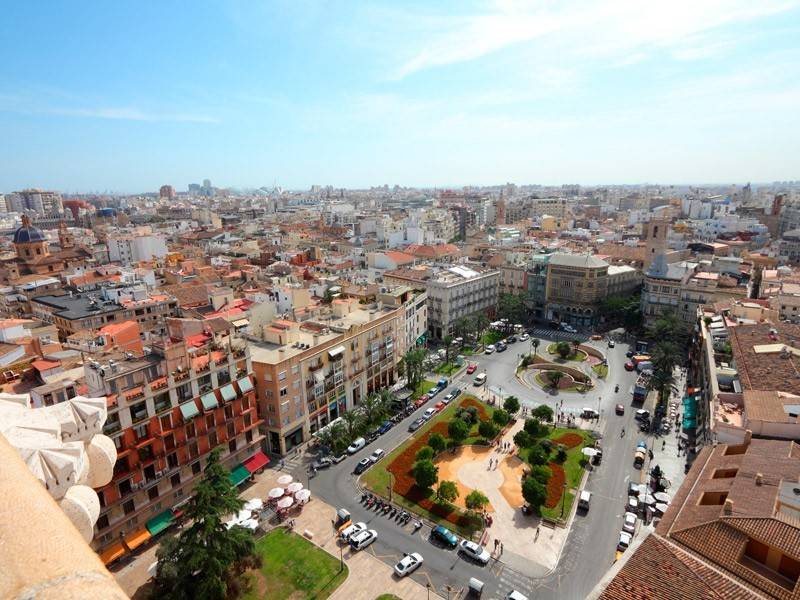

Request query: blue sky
[{"left": 1, "top": 1, "right": 799, "bottom": 192}]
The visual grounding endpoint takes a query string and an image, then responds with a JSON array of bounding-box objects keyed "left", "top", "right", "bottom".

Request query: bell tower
[
  {"left": 643, "top": 217, "right": 668, "bottom": 270},
  {"left": 58, "top": 221, "right": 75, "bottom": 249}
]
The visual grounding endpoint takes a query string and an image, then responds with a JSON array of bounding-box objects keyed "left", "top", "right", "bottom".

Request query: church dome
[{"left": 13, "top": 215, "right": 46, "bottom": 244}]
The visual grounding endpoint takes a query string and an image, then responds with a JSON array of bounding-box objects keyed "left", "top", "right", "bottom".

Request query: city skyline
[{"left": 2, "top": 1, "right": 799, "bottom": 192}]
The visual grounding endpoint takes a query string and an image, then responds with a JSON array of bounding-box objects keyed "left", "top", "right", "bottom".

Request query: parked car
[
  {"left": 311, "top": 457, "right": 333, "bottom": 470},
  {"left": 377, "top": 421, "right": 393, "bottom": 434},
  {"left": 581, "top": 407, "right": 599, "bottom": 419},
  {"left": 434, "top": 401, "right": 446, "bottom": 412},
  {"left": 339, "top": 521, "right": 366, "bottom": 542},
  {"left": 350, "top": 529, "right": 378, "bottom": 551},
  {"left": 459, "top": 540, "right": 490, "bottom": 564},
  {"left": 437, "top": 377, "right": 449, "bottom": 388},
  {"left": 484, "top": 344, "right": 495, "bottom": 354},
  {"left": 473, "top": 373, "right": 487, "bottom": 386},
  {"left": 394, "top": 552, "right": 424, "bottom": 577},
  {"left": 622, "top": 512, "right": 637, "bottom": 534},
  {"left": 347, "top": 437, "right": 366, "bottom": 454},
  {"left": 423, "top": 407, "right": 437, "bottom": 420},
  {"left": 451, "top": 388, "right": 462, "bottom": 399},
  {"left": 408, "top": 417, "right": 426, "bottom": 432},
  {"left": 617, "top": 531, "right": 632, "bottom": 552},
  {"left": 369, "top": 448, "right": 385, "bottom": 463},
  {"left": 496, "top": 342, "right": 507, "bottom": 352},
  {"left": 626, "top": 349, "right": 634, "bottom": 358},
  {"left": 442, "top": 392, "right": 455, "bottom": 404},
  {"left": 505, "top": 592, "right": 529, "bottom": 600},
  {"left": 354, "top": 457, "right": 372, "bottom": 474},
  {"left": 507, "top": 335, "right": 517, "bottom": 343},
  {"left": 431, "top": 525, "right": 459, "bottom": 548},
  {"left": 635, "top": 409, "right": 650, "bottom": 421},
  {"left": 519, "top": 333, "right": 530, "bottom": 341},
  {"left": 428, "top": 387, "right": 440, "bottom": 398},
  {"left": 627, "top": 495, "right": 639, "bottom": 513},
  {"left": 615, "top": 404, "right": 625, "bottom": 415},
  {"left": 578, "top": 490, "right": 591, "bottom": 511},
  {"left": 332, "top": 453, "right": 347, "bottom": 464},
  {"left": 414, "top": 395, "right": 428, "bottom": 408},
  {"left": 624, "top": 361, "right": 635, "bottom": 371},
  {"left": 466, "top": 363, "right": 477, "bottom": 374},
  {"left": 608, "top": 339, "right": 616, "bottom": 348}
]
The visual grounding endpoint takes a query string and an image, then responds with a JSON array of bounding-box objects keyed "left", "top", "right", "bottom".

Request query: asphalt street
[{"left": 293, "top": 333, "right": 666, "bottom": 600}]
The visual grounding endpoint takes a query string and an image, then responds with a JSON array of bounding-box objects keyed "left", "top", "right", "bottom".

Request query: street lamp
[
  {"left": 426, "top": 583, "right": 431, "bottom": 600},
  {"left": 339, "top": 544, "right": 344, "bottom": 572}
]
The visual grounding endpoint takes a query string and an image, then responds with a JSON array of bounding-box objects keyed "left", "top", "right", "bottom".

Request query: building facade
[
  {"left": 425, "top": 265, "right": 500, "bottom": 340},
  {"left": 545, "top": 253, "right": 610, "bottom": 327}
]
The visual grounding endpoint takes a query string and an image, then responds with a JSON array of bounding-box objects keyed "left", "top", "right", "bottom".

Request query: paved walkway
[{"left": 114, "top": 464, "right": 440, "bottom": 600}]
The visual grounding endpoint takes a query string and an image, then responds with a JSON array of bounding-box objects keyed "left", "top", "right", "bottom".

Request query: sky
[{"left": 1, "top": 1, "right": 799, "bottom": 192}]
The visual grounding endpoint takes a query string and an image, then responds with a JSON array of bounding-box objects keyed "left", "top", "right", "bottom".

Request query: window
[
  {"left": 280, "top": 387, "right": 288, "bottom": 397},
  {"left": 228, "top": 439, "right": 237, "bottom": 453},
  {"left": 698, "top": 491, "right": 728, "bottom": 506},
  {"left": 148, "top": 486, "right": 159, "bottom": 501},
  {"left": 123, "top": 499, "right": 135, "bottom": 515},
  {"left": 191, "top": 461, "right": 201, "bottom": 475},
  {"left": 712, "top": 468, "right": 738, "bottom": 479},
  {"left": 278, "top": 371, "right": 287, "bottom": 381},
  {"left": 96, "top": 514, "right": 109, "bottom": 530},
  {"left": 170, "top": 473, "right": 181, "bottom": 488}
]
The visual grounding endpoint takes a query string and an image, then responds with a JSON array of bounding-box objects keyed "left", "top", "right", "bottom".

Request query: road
[{"left": 294, "top": 332, "right": 660, "bottom": 600}]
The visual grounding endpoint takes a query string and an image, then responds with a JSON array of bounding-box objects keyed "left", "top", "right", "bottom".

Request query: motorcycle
[
  {"left": 361, "top": 492, "right": 369, "bottom": 503},
  {"left": 615, "top": 384, "right": 619, "bottom": 393},
  {"left": 412, "top": 520, "right": 423, "bottom": 533}
]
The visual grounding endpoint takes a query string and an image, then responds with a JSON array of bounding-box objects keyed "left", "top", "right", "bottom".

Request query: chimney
[
  {"left": 743, "top": 430, "right": 752, "bottom": 447},
  {"left": 723, "top": 498, "right": 734, "bottom": 515},
  {"left": 755, "top": 473, "right": 763, "bottom": 485}
]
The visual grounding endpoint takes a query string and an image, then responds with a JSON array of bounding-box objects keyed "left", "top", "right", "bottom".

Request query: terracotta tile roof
[
  {"left": 729, "top": 323, "right": 800, "bottom": 396},
  {"left": 743, "top": 390, "right": 800, "bottom": 424}
]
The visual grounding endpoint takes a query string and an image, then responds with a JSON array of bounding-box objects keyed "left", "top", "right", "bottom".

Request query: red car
[
  {"left": 615, "top": 404, "right": 625, "bottom": 415},
  {"left": 415, "top": 395, "right": 428, "bottom": 408},
  {"left": 466, "top": 363, "right": 477, "bottom": 374},
  {"left": 434, "top": 401, "right": 445, "bottom": 413},
  {"left": 624, "top": 361, "right": 635, "bottom": 371}
]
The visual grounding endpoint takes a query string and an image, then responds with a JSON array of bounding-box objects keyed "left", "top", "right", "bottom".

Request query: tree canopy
[
  {"left": 436, "top": 480, "right": 459, "bottom": 504},
  {"left": 465, "top": 490, "right": 489, "bottom": 512},
  {"left": 428, "top": 433, "right": 447, "bottom": 454},
  {"left": 503, "top": 396, "right": 520, "bottom": 414},
  {"left": 412, "top": 459, "right": 439, "bottom": 490},
  {"left": 522, "top": 477, "right": 548, "bottom": 509},
  {"left": 448, "top": 418, "right": 470, "bottom": 444}
]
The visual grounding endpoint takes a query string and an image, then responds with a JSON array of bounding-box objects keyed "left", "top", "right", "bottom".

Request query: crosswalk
[
  {"left": 525, "top": 328, "right": 587, "bottom": 343},
  {"left": 278, "top": 449, "right": 307, "bottom": 476}
]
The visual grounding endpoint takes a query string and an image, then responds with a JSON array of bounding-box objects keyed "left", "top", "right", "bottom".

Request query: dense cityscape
[{"left": 3, "top": 2, "right": 800, "bottom": 600}]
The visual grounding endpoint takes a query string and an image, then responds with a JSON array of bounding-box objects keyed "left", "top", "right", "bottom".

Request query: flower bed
[
  {"left": 386, "top": 397, "right": 489, "bottom": 528},
  {"left": 552, "top": 432, "right": 584, "bottom": 449},
  {"left": 544, "top": 462, "right": 566, "bottom": 508}
]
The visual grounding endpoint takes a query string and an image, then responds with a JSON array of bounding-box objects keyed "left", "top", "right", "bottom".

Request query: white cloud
[{"left": 391, "top": 0, "right": 799, "bottom": 78}]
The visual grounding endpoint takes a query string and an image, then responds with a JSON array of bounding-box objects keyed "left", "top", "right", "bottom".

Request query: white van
[
  {"left": 578, "top": 490, "right": 591, "bottom": 511},
  {"left": 473, "top": 373, "right": 487, "bottom": 387}
]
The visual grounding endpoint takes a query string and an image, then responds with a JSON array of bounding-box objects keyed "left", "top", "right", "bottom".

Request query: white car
[
  {"left": 349, "top": 529, "right": 378, "bottom": 551},
  {"left": 519, "top": 333, "right": 529, "bottom": 341},
  {"left": 623, "top": 512, "right": 637, "bottom": 534},
  {"left": 369, "top": 448, "right": 385, "bottom": 463},
  {"left": 394, "top": 552, "right": 424, "bottom": 577},
  {"left": 339, "top": 522, "right": 367, "bottom": 542},
  {"left": 459, "top": 540, "right": 490, "bottom": 564},
  {"left": 347, "top": 437, "right": 366, "bottom": 454},
  {"left": 505, "top": 592, "right": 529, "bottom": 600},
  {"left": 484, "top": 344, "right": 496, "bottom": 354},
  {"left": 626, "top": 496, "right": 639, "bottom": 513},
  {"left": 422, "top": 407, "right": 437, "bottom": 420},
  {"left": 617, "top": 531, "right": 632, "bottom": 552}
]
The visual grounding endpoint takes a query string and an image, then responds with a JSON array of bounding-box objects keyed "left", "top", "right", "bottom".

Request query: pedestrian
[
  {"left": 662, "top": 440, "right": 666, "bottom": 450},
  {"left": 535, "top": 526, "right": 540, "bottom": 541},
  {"left": 494, "top": 538, "right": 499, "bottom": 549}
]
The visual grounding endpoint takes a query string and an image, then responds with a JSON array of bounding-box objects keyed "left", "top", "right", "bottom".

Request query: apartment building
[
  {"left": 89, "top": 319, "right": 265, "bottom": 564},
  {"left": 425, "top": 265, "right": 500, "bottom": 340},
  {"left": 31, "top": 285, "right": 178, "bottom": 339},
  {"left": 598, "top": 436, "right": 800, "bottom": 600},
  {"left": 250, "top": 290, "right": 424, "bottom": 455},
  {"left": 107, "top": 231, "right": 169, "bottom": 265}
]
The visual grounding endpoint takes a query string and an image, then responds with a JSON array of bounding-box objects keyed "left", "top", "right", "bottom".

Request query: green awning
[
  {"left": 146, "top": 510, "right": 175, "bottom": 536},
  {"left": 229, "top": 464, "right": 250, "bottom": 487},
  {"left": 237, "top": 377, "right": 253, "bottom": 394},
  {"left": 220, "top": 384, "right": 236, "bottom": 402},
  {"left": 180, "top": 401, "right": 200, "bottom": 421},
  {"left": 201, "top": 392, "right": 218, "bottom": 411}
]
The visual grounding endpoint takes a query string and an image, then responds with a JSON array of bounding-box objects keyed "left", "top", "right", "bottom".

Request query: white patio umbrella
[
  {"left": 654, "top": 492, "right": 671, "bottom": 503},
  {"left": 224, "top": 519, "right": 238, "bottom": 530},
  {"left": 239, "top": 518, "right": 259, "bottom": 531},
  {"left": 268, "top": 487, "right": 285, "bottom": 499},
  {"left": 277, "top": 474, "right": 293, "bottom": 486},
  {"left": 277, "top": 496, "right": 294, "bottom": 510},
  {"left": 236, "top": 509, "right": 252, "bottom": 522},
  {"left": 147, "top": 561, "right": 159, "bottom": 578},
  {"left": 641, "top": 494, "right": 657, "bottom": 506},
  {"left": 287, "top": 481, "right": 304, "bottom": 494},
  {"left": 244, "top": 497, "right": 264, "bottom": 511},
  {"left": 655, "top": 502, "right": 670, "bottom": 514},
  {"left": 295, "top": 489, "right": 311, "bottom": 503},
  {"left": 581, "top": 447, "right": 598, "bottom": 457}
]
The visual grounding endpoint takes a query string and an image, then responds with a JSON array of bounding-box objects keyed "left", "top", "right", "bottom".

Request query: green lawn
[
  {"left": 361, "top": 395, "right": 495, "bottom": 537},
  {"left": 546, "top": 343, "right": 587, "bottom": 361},
  {"left": 592, "top": 364, "right": 608, "bottom": 378},
  {"left": 375, "top": 596, "right": 402, "bottom": 600},
  {"left": 541, "top": 491, "right": 575, "bottom": 521},
  {"left": 243, "top": 529, "right": 347, "bottom": 600},
  {"left": 434, "top": 362, "right": 461, "bottom": 376},
  {"left": 480, "top": 330, "right": 503, "bottom": 346}
]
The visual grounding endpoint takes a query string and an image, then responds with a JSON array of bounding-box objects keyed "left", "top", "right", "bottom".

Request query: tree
[
  {"left": 531, "top": 405, "right": 554, "bottom": 423},
  {"left": 473, "top": 314, "right": 490, "bottom": 344},
  {"left": 571, "top": 339, "right": 581, "bottom": 356},
  {"left": 453, "top": 316, "right": 476, "bottom": 345},
  {"left": 152, "top": 448, "right": 256, "bottom": 600},
  {"left": 478, "top": 419, "right": 498, "bottom": 440},
  {"left": 401, "top": 347, "right": 426, "bottom": 394},
  {"left": 555, "top": 341, "right": 571, "bottom": 359},
  {"left": 498, "top": 293, "right": 526, "bottom": 325},
  {"left": 651, "top": 341, "right": 678, "bottom": 375},
  {"left": 465, "top": 490, "right": 489, "bottom": 512},
  {"left": 528, "top": 446, "right": 549, "bottom": 466},
  {"left": 436, "top": 480, "right": 459, "bottom": 504},
  {"left": 328, "top": 421, "right": 348, "bottom": 455},
  {"left": 531, "top": 338, "right": 540, "bottom": 358},
  {"left": 522, "top": 477, "right": 548, "bottom": 509},
  {"left": 492, "top": 408, "right": 510, "bottom": 427},
  {"left": 443, "top": 335, "right": 454, "bottom": 364},
  {"left": 503, "top": 396, "right": 520, "bottom": 414},
  {"left": 524, "top": 417, "right": 547, "bottom": 438},
  {"left": 648, "top": 311, "right": 689, "bottom": 349},
  {"left": 377, "top": 388, "right": 397, "bottom": 415},
  {"left": 513, "top": 429, "right": 533, "bottom": 448},
  {"left": 428, "top": 432, "right": 447, "bottom": 454},
  {"left": 342, "top": 410, "right": 364, "bottom": 440},
  {"left": 548, "top": 371, "right": 564, "bottom": 389},
  {"left": 529, "top": 465, "right": 552, "bottom": 486},
  {"left": 416, "top": 446, "right": 434, "bottom": 461},
  {"left": 359, "top": 393, "right": 383, "bottom": 427},
  {"left": 448, "top": 418, "right": 470, "bottom": 445},
  {"left": 555, "top": 444, "right": 568, "bottom": 462},
  {"left": 412, "top": 459, "right": 438, "bottom": 490}
]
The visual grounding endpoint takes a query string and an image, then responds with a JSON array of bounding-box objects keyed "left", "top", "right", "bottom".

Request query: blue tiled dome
[{"left": 13, "top": 219, "right": 46, "bottom": 244}]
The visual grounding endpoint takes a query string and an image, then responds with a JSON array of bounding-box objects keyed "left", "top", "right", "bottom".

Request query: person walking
[{"left": 535, "top": 526, "right": 540, "bottom": 541}]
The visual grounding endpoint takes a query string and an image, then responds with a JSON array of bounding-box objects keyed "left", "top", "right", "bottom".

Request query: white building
[
  {"left": 107, "top": 232, "right": 168, "bottom": 265},
  {"left": 426, "top": 265, "right": 500, "bottom": 340}
]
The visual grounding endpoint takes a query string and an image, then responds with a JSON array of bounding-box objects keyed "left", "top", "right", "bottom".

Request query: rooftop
[
  {"left": 730, "top": 323, "right": 800, "bottom": 396},
  {"left": 548, "top": 253, "right": 608, "bottom": 269}
]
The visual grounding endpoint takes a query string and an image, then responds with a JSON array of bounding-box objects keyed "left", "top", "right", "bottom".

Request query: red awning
[{"left": 243, "top": 451, "right": 270, "bottom": 474}]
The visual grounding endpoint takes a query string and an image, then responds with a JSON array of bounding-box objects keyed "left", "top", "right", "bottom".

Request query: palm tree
[
  {"left": 342, "top": 410, "right": 364, "bottom": 440},
  {"left": 473, "top": 314, "right": 490, "bottom": 346},
  {"left": 571, "top": 339, "right": 581, "bottom": 358},
  {"left": 378, "top": 388, "right": 397, "bottom": 414},
  {"left": 400, "top": 347, "right": 426, "bottom": 392},
  {"left": 359, "top": 393, "right": 383, "bottom": 427},
  {"left": 531, "top": 338, "right": 540, "bottom": 359},
  {"left": 443, "top": 335, "right": 454, "bottom": 364},
  {"left": 648, "top": 368, "right": 677, "bottom": 404},
  {"left": 549, "top": 371, "right": 564, "bottom": 389},
  {"left": 328, "top": 421, "right": 348, "bottom": 454}
]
